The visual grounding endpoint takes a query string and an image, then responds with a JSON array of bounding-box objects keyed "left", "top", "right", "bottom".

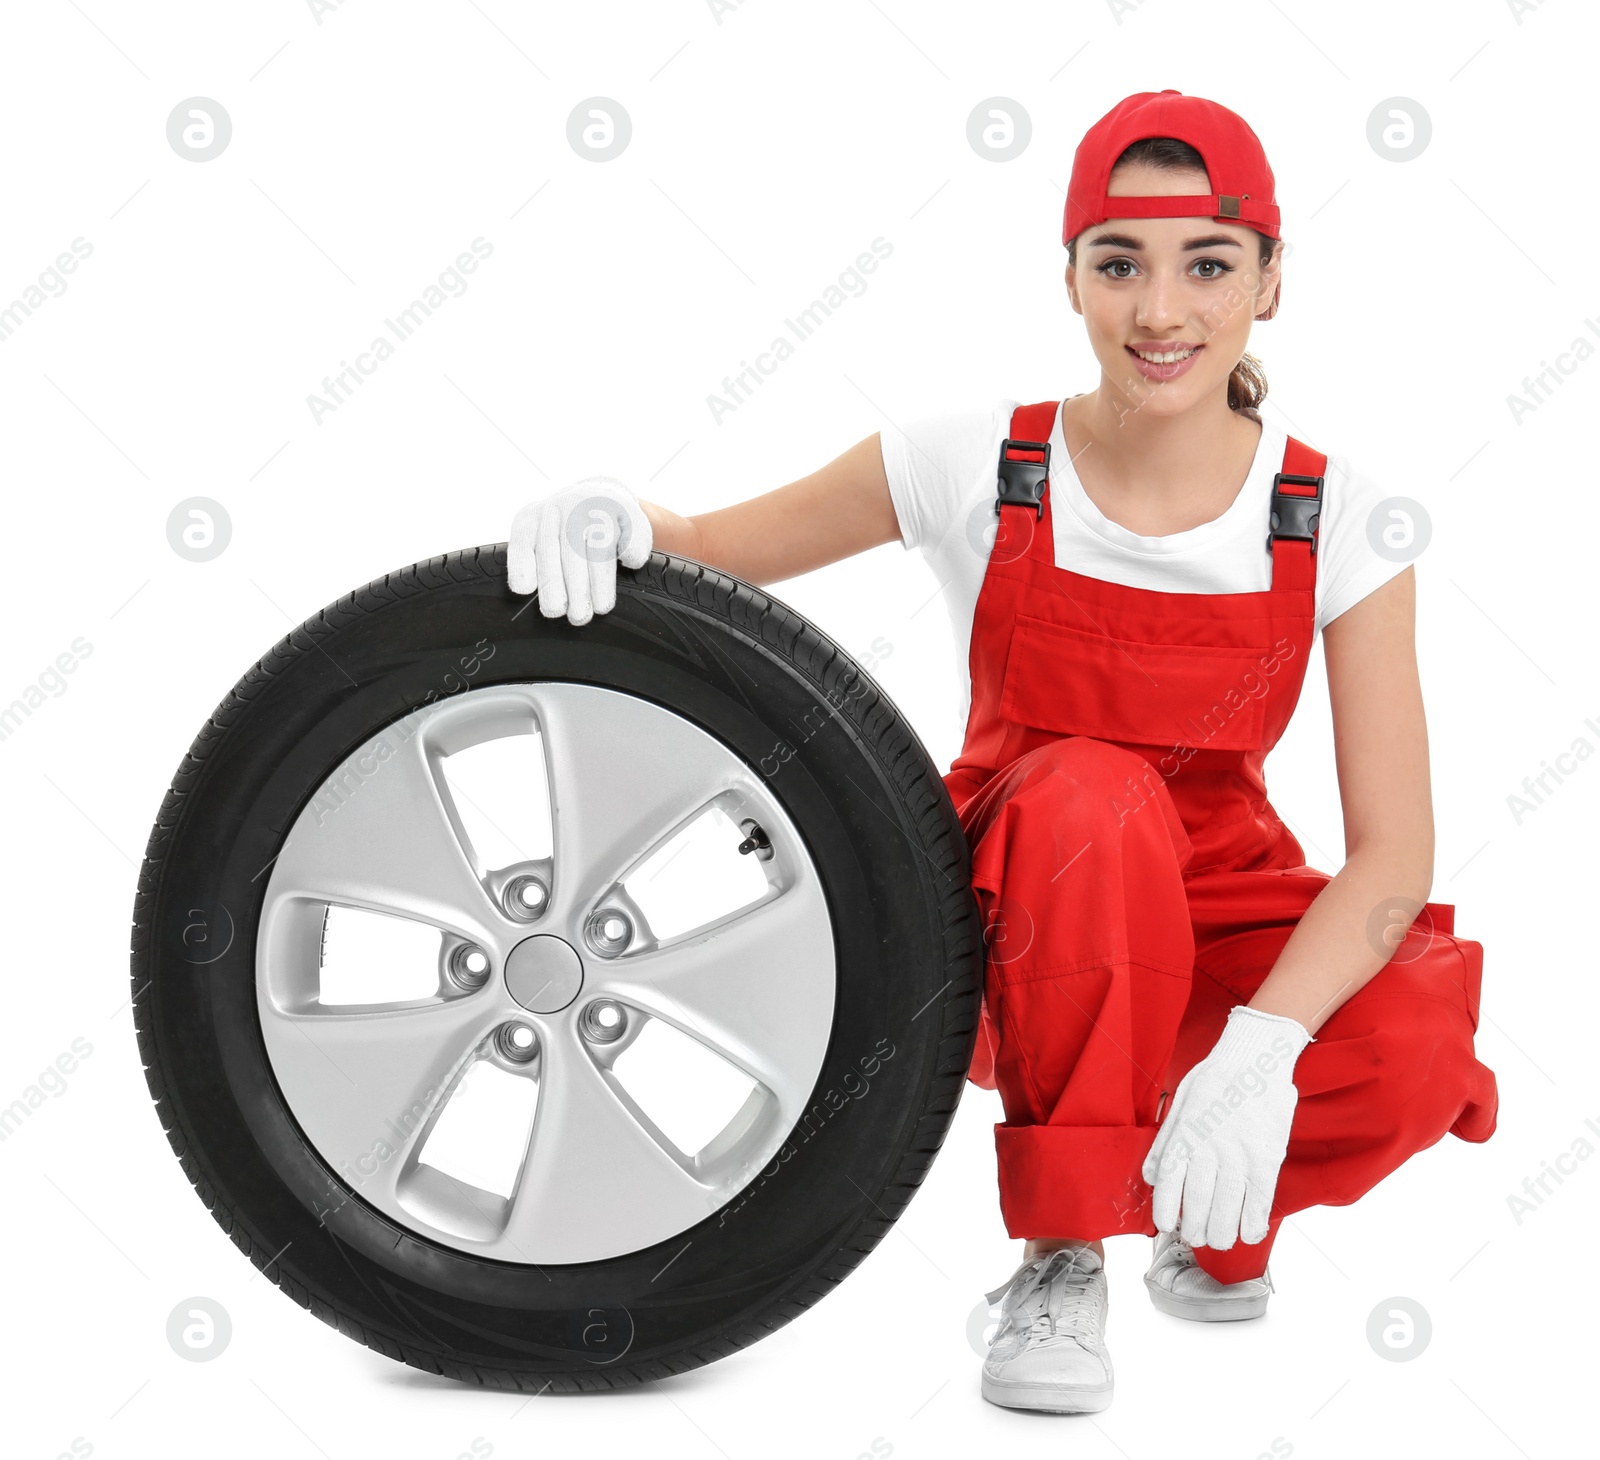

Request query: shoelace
[
  {"left": 1158, "top": 1234, "right": 1276, "bottom": 1295},
  {"left": 988, "top": 1248, "right": 1105, "bottom": 1347},
  {"left": 1163, "top": 1235, "right": 1199, "bottom": 1273}
]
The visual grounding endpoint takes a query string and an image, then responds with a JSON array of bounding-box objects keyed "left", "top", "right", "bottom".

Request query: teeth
[{"left": 1134, "top": 347, "right": 1196, "bottom": 363}]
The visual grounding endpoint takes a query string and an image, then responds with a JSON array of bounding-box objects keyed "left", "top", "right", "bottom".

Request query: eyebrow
[{"left": 1085, "top": 232, "right": 1243, "bottom": 251}]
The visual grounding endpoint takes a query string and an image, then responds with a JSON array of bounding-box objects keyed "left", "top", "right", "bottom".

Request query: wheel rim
[{"left": 256, "top": 682, "right": 837, "bottom": 1264}]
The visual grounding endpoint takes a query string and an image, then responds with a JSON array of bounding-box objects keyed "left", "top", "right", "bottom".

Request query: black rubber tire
[{"left": 130, "top": 545, "right": 983, "bottom": 1391}]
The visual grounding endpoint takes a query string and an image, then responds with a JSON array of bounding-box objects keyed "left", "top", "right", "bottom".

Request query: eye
[
  {"left": 1192, "top": 257, "right": 1235, "bottom": 280},
  {"left": 1095, "top": 258, "right": 1137, "bottom": 279}
]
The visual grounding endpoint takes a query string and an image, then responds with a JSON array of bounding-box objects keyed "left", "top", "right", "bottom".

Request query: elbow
[
  {"left": 1348, "top": 837, "right": 1433, "bottom": 908},
  {"left": 1412, "top": 864, "right": 1435, "bottom": 908}
]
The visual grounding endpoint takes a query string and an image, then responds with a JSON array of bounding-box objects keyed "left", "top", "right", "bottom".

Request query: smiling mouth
[{"left": 1128, "top": 344, "right": 1201, "bottom": 364}]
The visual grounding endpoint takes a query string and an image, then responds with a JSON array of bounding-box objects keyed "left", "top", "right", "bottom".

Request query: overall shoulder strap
[
  {"left": 996, "top": 401, "right": 1059, "bottom": 518},
  {"left": 1268, "top": 435, "right": 1327, "bottom": 594}
]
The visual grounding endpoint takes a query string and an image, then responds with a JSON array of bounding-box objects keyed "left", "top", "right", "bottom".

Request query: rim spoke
[
  {"left": 599, "top": 882, "right": 835, "bottom": 1111},
  {"left": 260, "top": 997, "right": 494, "bottom": 1205},
  {"left": 502, "top": 1020, "right": 715, "bottom": 1262},
  {"left": 267, "top": 721, "right": 503, "bottom": 943},
  {"left": 531, "top": 683, "right": 739, "bottom": 915}
]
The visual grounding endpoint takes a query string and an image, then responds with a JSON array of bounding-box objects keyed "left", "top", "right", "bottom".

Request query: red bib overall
[{"left": 945, "top": 401, "right": 1498, "bottom": 1282}]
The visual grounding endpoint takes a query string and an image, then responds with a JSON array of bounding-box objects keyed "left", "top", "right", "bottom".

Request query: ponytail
[{"left": 1228, "top": 352, "right": 1268, "bottom": 413}]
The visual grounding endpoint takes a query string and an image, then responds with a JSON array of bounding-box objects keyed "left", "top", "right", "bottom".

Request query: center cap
[{"left": 504, "top": 935, "right": 585, "bottom": 1013}]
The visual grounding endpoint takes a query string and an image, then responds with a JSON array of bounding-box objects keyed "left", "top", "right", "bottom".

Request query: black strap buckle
[
  {"left": 1266, "top": 470, "right": 1323, "bottom": 554},
  {"left": 997, "top": 438, "right": 1051, "bottom": 518}
]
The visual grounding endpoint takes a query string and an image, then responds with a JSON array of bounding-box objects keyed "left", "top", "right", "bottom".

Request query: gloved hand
[
  {"left": 1141, "top": 1004, "right": 1314, "bottom": 1250},
  {"left": 507, "top": 475, "right": 653, "bottom": 625}
]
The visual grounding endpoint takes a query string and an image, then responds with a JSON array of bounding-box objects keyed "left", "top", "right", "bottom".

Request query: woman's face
[{"left": 1065, "top": 159, "right": 1282, "bottom": 417}]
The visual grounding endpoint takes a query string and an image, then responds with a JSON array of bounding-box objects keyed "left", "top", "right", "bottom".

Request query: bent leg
[
  {"left": 956, "top": 736, "right": 1196, "bottom": 1241},
  {"left": 1174, "top": 889, "right": 1500, "bottom": 1283}
]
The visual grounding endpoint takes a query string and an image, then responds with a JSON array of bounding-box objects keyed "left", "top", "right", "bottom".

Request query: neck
[{"left": 1064, "top": 386, "right": 1257, "bottom": 498}]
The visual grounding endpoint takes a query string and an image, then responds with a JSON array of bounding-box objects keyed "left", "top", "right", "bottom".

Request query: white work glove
[
  {"left": 507, "top": 475, "right": 653, "bottom": 625},
  {"left": 1141, "top": 1005, "right": 1314, "bottom": 1250}
]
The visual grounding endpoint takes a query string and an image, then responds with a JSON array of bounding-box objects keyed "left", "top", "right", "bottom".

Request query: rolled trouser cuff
[{"left": 995, "top": 1123, "right": 1162, "bottom": 1240}]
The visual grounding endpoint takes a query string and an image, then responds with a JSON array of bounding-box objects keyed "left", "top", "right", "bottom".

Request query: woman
[{"left": 507, "top": 90, "right": 1499, "bottom": 1416}]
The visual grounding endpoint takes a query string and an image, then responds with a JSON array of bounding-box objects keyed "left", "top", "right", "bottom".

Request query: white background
[{"left": 2, "top": 2, "right": 1595, "bottom": 1457}]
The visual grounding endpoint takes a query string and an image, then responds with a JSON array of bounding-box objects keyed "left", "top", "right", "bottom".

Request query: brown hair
[{"left": 1065, "top": 136, "right": 1276, "bottom": 414}]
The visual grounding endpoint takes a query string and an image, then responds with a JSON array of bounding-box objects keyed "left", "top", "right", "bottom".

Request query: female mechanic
[{"left": 505, "top": 89, "right": 1499, "bottom": 1416}]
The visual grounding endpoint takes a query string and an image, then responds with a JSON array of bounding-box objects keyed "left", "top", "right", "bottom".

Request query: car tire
[{"left": 131, "top": 544, "right": 983, "bottom": 1391}]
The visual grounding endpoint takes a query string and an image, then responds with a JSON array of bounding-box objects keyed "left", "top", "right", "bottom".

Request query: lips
[
  {"left": 1128, "top": 343, "right": 1201, "bottom": 362},
  {"left": 1126, "top": 343, "right": 1204, "bottom": 382}
]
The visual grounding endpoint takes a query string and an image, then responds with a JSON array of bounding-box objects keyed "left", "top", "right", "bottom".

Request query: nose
[{"left": 1135, "top": 270, "right": 1183, "bottom": 333}]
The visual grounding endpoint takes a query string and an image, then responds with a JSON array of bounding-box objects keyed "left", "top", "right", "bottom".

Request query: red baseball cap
[{"left": 1064, "top": 90, "right": 1283, "bottom": 318}]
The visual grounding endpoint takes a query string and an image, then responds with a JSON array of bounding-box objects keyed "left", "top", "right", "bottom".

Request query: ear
[
  {"left": 1254, "top": 239, "right": 1284, "bottom": 322},
  {"left": 1064, "top": 259, "right": 1083, "bottom": 317}
]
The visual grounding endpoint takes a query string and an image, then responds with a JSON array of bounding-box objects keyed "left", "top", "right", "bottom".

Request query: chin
[{"left": 1112, "top": 378, "right": 1206, "bottom": 413}]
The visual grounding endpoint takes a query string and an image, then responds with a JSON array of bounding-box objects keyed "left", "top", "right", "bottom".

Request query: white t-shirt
[{"left": 879, "top": 397, "right": 1411, "bottom": 730}]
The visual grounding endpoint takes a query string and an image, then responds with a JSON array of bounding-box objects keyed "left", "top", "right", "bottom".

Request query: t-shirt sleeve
[
  {"left": 1316, "top": 452, "right": 1415, "bottom": 634},
  {"left": 878, "top": 399, "right": 1013, "bottom": 554}
]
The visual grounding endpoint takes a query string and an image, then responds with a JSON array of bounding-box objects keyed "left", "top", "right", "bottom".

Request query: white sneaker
[
  {"left": 1143, "top": 1230, "right": 1273, "bottom": 1321},
  {"left": 980, "top": 1246, "right": 1113, "bottom": 1413}
]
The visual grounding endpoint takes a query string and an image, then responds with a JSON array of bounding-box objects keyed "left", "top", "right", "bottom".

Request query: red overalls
[{"left": 946, "top": 401, "right": 1499, "bottom": 1283}]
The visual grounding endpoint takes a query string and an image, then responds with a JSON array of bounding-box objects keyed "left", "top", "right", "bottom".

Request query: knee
[
  {"left": 1017, "top": 736, "right": 1162, "bottom": 823},
  {"left": 966, "top": 736, "right": 1190, "bottom": 878},
  {"left": 1363, "top": 993, "right": 1476, "bottom": 1118}
]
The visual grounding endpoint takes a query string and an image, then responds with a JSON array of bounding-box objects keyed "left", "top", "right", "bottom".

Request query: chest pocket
[{"left": 997, "top": 611, "right": 1283, "bottom": 753}]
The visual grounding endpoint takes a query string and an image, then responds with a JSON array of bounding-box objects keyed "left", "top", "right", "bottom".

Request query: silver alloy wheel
[{"left": 256, "top": 682, "right": 837, "bottom": 1265}]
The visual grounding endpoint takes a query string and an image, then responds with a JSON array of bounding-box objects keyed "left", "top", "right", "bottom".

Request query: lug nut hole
[
  {"left": 581, "top": 1000, "right": 627, "bottom": 1043},
  {"left": 586, "top": 908, "right": 633, "bottom": 956},
  {"left": 503, "top": 875, "right": 548, "bottom": 920},
  {"left": 448, "top": 943, "right": 492, "bottom": 990},
  {"left": 496, "top": 1022, "right": 539, "bottom": 1064}
]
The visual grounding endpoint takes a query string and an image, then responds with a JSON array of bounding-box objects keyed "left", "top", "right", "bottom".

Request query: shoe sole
[
  {"left": 1143, "top": 1275, "right": 1269, "bottom": 1322},
  {"left": 981, "top": 1373, "right": 1114, "bottom": 1413}
]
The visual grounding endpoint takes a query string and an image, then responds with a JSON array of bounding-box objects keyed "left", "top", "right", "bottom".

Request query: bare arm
[
  {"left": 1247, "top": 566, "right": 1436, "bottom": 1034},
  {"left": 638, "top": 434, "right": 903, "bottom": 585}
]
